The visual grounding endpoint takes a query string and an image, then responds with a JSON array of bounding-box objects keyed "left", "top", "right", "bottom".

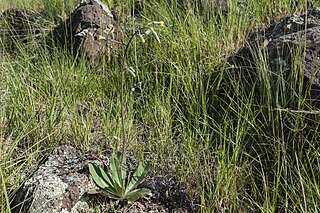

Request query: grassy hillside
[{"left": 1, "top": 0, "right": 320, "bottom": 212}]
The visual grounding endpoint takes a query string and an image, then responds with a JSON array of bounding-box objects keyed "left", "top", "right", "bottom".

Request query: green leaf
[
  {"left": 118, "top": 152, "right": 127, "bottom": 186},
  {"left": 88, "top": 163, "right": 110, "bottom": 189},
  {"left": 125, "top": 188, "right": 152, "bottom": 202},
  {"left": 88, "top": 163, "right": 119, "bottom": 198},
  {"left": 110, "top": 152, "right": 126, "bottom": 196},
  {"left": 109, "top": 153, "right": 121, "bottom": 185},
  {"left": 89, "top": 157, "right": 150, "bottom": 202},
  {"left": 125, "top": 161, "right": 150, "bottom": 193},
  {"left": 105, "top": 192, "right": 121, "bottom": 200}
]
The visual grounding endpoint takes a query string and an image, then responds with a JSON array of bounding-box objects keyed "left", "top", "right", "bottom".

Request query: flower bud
[
  {"left": 98, "top": 35, "right": 107, "bottom": 41},
  {"left": 150, "top": 27, "right": 161, "bottom": 43},
  {"left": 137, "top": 33, "right": 145, "bottom": 43},
  {"left": 126, "top": 66, "right": 136, "bottom": 78},
  {"left": 153, "top": 21, "right": 165, "bottom": 27}
]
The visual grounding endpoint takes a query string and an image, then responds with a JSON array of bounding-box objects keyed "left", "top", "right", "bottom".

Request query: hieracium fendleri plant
[{"left": 89, "top": 21, "right": 164, "bottom": 202}]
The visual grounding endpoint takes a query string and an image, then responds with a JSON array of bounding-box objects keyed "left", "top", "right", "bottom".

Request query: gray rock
[
  {"left": 53, "top": 0, "right": 122, "bottom": 62},
  {"left": 12, "top": 145, "right": 99, "bottom": 213},
  {"left": 231, "top": 8, "right": 320, "bottom": 108}
]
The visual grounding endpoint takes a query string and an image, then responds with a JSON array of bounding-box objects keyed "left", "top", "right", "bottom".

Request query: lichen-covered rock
[
  {"left": 53, "top": 0, "right": 122, "bottom": 62},
  {"left": 11, "top": 145, "right": 196, "bottom": 212},
  {"left": 230, "top": 8, "right": 320, "bottom": 108},
  {"left": 12, "top": 145, "right": 99, "bottom": 213}
]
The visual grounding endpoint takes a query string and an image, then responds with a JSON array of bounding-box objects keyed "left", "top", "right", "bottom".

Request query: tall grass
[{"left": 1, "top": 0, "right": 320, "bottom": 212}]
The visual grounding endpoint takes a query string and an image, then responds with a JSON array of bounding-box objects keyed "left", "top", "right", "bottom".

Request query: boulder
[
  {"left": 0, "top": 1, "right": 122, "bottom": 61},
  {"left": 230, "top": 8, "right": 320, "bottom": 108},
  {"left": 12, "top": 145, "right": 99, "bottom": 213},
  {"left": 53, "top": 0, "right": 122, "bottom": 62}
]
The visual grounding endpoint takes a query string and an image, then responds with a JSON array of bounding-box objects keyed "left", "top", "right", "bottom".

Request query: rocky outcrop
[
  {"left": 53, "top": 0, "right": 122, "bottom": 62},
  {"left": 230, "top": 8, "right": 320, "bottom": 108},
  {"left": 12, "top": 145, "right": 99, "bottom": 213},
  {"left": 11, "top": 144, "right": 195, "bottom": 212},
  {"left": 1, "top": 0, "right": 123, "bottom": 62}
]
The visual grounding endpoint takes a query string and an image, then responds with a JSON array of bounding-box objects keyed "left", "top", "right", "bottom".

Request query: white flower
[
  {"left": 137, "top": 33, "right": 145, "bottom": 43},
  {"left": 126, "top": 66, "right": 136, "bottom": 78},
  {"left": 98, "top": 35, "right": 107, "bottom": 41},
  {"left": 150, "top": 27, "right": 161, "bottom": 43},
  {"left": 153, "top": 21, "right": 165, "bottom": 27}
]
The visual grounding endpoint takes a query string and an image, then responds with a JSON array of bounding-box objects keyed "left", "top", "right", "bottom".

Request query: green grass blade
[
  {"left": 125, "top": 161, "right": 150, "bottom": 193},
  {"left": 118, "top": 152, "right": 127, "bottom": 187}
]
